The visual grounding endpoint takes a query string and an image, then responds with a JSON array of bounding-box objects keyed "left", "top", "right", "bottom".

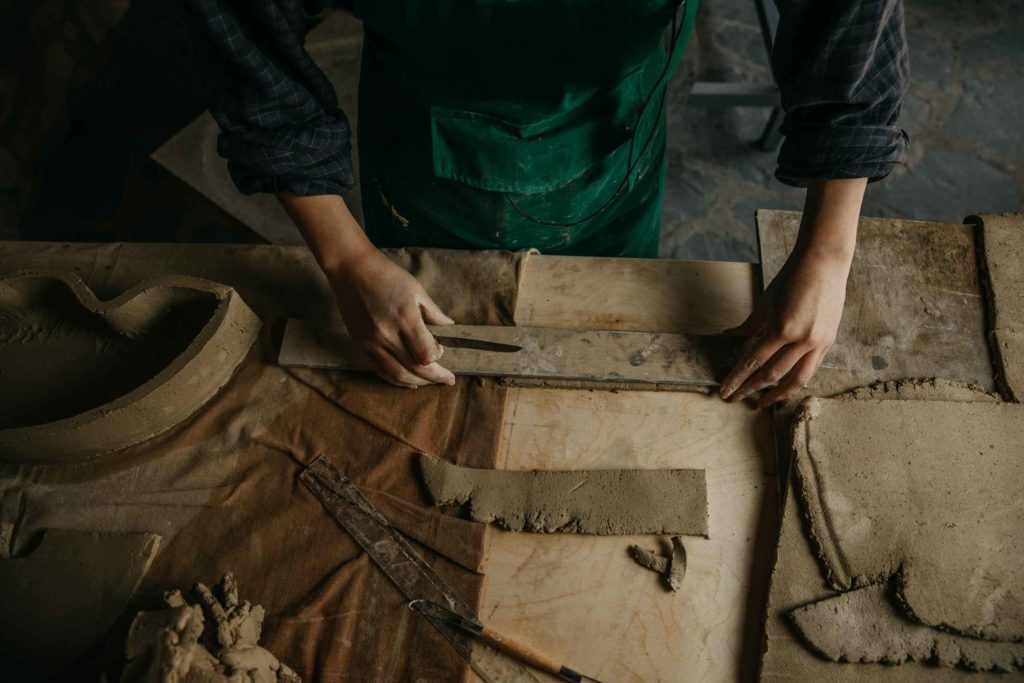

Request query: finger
[
  {"left": 410, "top": 360, "right": 456, "bottom": 386},
  {"left": 719, "top": 334, "right": 785, "bottom": 400},
  {"left": 363, "top": 353, "right": 417, "bottom": 389},
  {"left": 401, "top": 317, "right": 443, "bottom": 365},
  {"left": 368, "top": 346, "right": 430, "bottom": 388},
  {"left": 417, "top": 293, "right": 454, "bottom": 326},
  {"left": 730, "top": 342, "right": 810, "bottom": 403},
  {"left": 380, "top": 328, "right": 454, "bottom": 386},
  {"left": 759, "top": 351, "right": 822, "bottom": 407}
]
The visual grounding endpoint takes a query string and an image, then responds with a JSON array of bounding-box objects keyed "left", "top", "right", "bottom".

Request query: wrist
[
  {"left": 792, "top": 178, "right": 865, "bottom": 267},
  {"left": 276, "top": 191, "right": 378, "bottom": 279}
]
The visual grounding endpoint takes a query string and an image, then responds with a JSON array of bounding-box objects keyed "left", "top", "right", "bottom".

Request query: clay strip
[{"left": 419, "top": 455, "right": 708, "bottom": 537}]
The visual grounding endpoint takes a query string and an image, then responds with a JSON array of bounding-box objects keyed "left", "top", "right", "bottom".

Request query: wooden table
[{"left": 0, "top": 241, "right": 772, "bottom": 682}]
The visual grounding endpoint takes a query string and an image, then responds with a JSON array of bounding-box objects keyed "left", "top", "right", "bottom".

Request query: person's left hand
[{"left": 719, "top": 247, "right": 850, "bottom": 407}]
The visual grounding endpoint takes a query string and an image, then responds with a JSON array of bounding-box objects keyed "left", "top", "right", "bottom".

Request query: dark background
[{"left": 1, "top": 0, "right": 1021, "bottom": 261}]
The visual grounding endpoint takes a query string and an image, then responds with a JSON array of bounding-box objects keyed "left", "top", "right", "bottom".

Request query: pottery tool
[
  {"left": 279, "top": 319, "right": 739, "bottom": 386},
  {"left": 300, "top": 455, "right": 539, "bottom": 683},
  {"left": 409, "top": 599, "right": 603, "bottom": 683}
]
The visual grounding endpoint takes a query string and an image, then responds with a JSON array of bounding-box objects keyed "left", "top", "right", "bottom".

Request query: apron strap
[{"left": 628, "top": 0, "right": 699, "bottom": 189}]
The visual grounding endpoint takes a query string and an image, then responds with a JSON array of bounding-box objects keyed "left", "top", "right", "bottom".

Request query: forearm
[
  {"left": 277, "top": 192, "right": 374, "bottom": 277},
  {"left": 792, "top": 178, "right": 866, "bottom": 270}
]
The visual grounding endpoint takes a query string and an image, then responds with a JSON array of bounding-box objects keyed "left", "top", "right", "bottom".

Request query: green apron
[{"left": 352, "top": 0, "right": 698, "bottom": 257}]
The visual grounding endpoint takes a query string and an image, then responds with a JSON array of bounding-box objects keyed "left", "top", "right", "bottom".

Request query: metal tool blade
[
  {"left": 300, "top": 456, "right": 539, "bottom": 683},
  {"left": 434, "top": 335, "right": 523, "bottom": 354}
]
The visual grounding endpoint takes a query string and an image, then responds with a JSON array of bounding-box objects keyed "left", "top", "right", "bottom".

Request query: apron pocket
[{"left": 429, "top": 70, "right": 646, "bottom": 194}]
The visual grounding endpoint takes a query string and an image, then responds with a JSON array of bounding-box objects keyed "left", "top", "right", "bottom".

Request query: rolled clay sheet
[
  {"left": 418, "top": 454, "right": 708, "bottom": 537},
  {"left": 789, "top": 584, "right": 1024, "bottom": 672},
  {"left": 792, "top": 395, "right": 1024, "bottom": 642}
]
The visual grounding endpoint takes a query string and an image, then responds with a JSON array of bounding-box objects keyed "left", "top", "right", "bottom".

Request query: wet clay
[
  {"left": 628, "top": 536, "right": 687, "bottom": 592},
  {"left": 0, "top": 271, "right": 260, "bottom": 462},
  {"left": 971, "top": 213, "right": 1024, "bottom": 402},
  {"left": 790, "top": 584, "right": 1024, "bottom": 672},
  {"left": 834, "top": 377, "right": 999, "bottom": 403},
  {"left": 792, "top": 396, "right": 1024, "bottom": 642},
  {"left": 629, "top": 544, "right": 670, "bottom": 574},
  {"left": 122, "top": 573, "right": 300, "bottom": 683},
  {"left": 419, "top": 455, "right": 708, "bottom": 536},
  {"left": 0, "top": 529, "right": 161, "bottom": 677}
]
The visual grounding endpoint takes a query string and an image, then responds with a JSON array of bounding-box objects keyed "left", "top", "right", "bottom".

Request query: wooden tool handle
[{"left": 478, "top": 626, "right": 578, "bottom": 680}]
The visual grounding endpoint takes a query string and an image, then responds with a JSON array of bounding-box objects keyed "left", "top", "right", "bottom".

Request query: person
[{"left": 186, "top": 0, "right": 908, "bottom": 404}]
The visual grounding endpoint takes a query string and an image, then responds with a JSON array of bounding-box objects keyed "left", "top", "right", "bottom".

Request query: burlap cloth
[{"left": 0, "top": 245, "right": 529, "bottom": 682}]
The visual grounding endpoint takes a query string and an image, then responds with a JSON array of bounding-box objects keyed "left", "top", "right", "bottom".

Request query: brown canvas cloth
[{"left": 0, "top": 247, "right": 529, "bottom": 682}]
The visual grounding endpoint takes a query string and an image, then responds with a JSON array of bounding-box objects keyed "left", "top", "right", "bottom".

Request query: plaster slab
[{"left": 419, "top": 455, "right": 709, "bottom": 537}]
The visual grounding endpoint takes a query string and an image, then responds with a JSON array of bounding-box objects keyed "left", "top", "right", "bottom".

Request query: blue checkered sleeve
[
  {"left": 185, "top": 0, "right": 355, "bottom": 197},
  {"left": 772, "top": 0, "right": 910, "bottom": 186}
]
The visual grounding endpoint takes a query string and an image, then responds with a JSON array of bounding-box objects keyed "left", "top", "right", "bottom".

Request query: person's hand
[
  {"left": 719, "top": 177, "right": 865, "bottom": 407},
  {"left": 719, "top": 249, "right": 848, "bottom": 406},
  {"left": 328, "top": 248, "right": 456, "bottom": 388},
  {"left": 276, "top": 191, "right": 456, "bottom": 389}
]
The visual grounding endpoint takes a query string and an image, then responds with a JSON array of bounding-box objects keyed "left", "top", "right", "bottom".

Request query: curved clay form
[{"left": 0, "top": 271, "right": 260, "bottom": 462}]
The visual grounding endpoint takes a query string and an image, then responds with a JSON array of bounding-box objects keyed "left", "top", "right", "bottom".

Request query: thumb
[{"left": 417, "top": 292, "right": 455, "bottom": 326}]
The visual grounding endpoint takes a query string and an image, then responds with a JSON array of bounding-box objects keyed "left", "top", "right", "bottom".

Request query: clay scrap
[
  {"left": 0, "top": 529, "right": 161, "bottom": 677},
  {"left": 629, "top": 536, "right": 688, "bottom": 592},
  {"left": 122, "top": 573, "right": 300, "bottom": 683},
  {"left": 419, "top": 455, "right": 708, "bottom": 537},
  {"left": 792, "top": 396, "right": 1024, "bottom": 643},
  {"left": 971, "top": 213, "right": 1024, "bottom": 402},
  {"left": 790, "top": 584, "right": 1024, "bottom": 672},
  {"left": 0, "top": 271, "right": 260, "bottom": 462}
]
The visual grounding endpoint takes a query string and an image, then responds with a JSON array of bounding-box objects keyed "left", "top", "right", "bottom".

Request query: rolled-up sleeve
[
  {"left": 772, "top": 0, "right": 910, "bottom": 186},
  {"left": 185, "top": 0, "right": 355, "bottom": 196}
]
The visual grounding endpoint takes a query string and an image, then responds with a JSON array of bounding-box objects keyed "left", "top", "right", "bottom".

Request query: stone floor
[
  {"left": 662, "top": 0, "right": 1024, "bottom": 262},
  {"left": 4, "top": 0, "right": 1023, "bottom": 263}
]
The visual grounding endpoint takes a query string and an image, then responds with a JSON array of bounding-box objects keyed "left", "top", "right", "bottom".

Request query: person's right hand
[{"left": 327, "top": 248, "right": 456, "bottom": 388}]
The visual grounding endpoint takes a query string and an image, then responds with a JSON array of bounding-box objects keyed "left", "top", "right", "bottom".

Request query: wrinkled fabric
[{"left": 0, "top": 247, "right": 529, "bottom": 682}]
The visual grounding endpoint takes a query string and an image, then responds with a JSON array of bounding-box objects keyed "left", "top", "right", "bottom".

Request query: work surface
[
  {"left": 1, "top": 209, "right": 1008, "bottom": 682},
  {"left": 0, "top": 239, "right": 770, "bottom": 681}
]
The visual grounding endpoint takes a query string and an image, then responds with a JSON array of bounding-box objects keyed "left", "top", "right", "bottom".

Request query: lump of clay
[
  {"left": 792, "top": 396, "right": 1024, "bottom": 643},
  {"left": 0, "top": 271, "right": 260, "bottom": 462},
  {"left": 122, "top": 573, "right": 300, "bottom": 683},
  {"left": 628, "top": 536, "right": 687, "bottom": 592},
  {"left": 419, "top": 454, "right": 708, "bottom": 537},
  {"left": 790, "top": 584, "right": 1024, "bottom": 672}
]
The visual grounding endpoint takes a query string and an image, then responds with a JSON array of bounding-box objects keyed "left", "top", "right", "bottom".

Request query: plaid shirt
[{"left": 185, "top": 0, "right": 908, "bottom": 196}]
